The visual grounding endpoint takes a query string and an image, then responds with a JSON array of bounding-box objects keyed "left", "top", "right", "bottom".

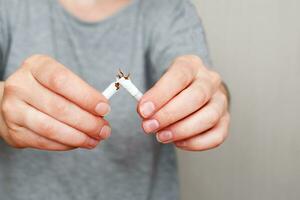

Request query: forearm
[{"left": 0, "top": 81, "right": 8, "bottom": 139}]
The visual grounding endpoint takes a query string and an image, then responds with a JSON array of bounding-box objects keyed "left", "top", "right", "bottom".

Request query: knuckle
[
  {"left": 2, "top": 99, "right": 12, "bottom": 117},
  {"left": 176, "top": 55, "right": 203, "bottom": 67},
  {"left": 189, "top": 55, "right": 203, "bottom": 65},
  {"left": 51, "top": 101, "right": 70, "bottom": 117},
  {"left": 176, "top": 126, "right": 190, "bottom": 139},
  {"left": 213, "top": 92, "right": 227, "bottom": 110},
  {"left": 174, "top": 66, "right": 191, "bottom": 87},
  {"left": 80, "top": 92, "right": 96, "bottom": 109},
  {"left": 210, "top": 71, "right": 221, "bottom": 85},
  {"left": 171, "top": 63, "right": 194, "bottom": 87},
  {"left": 78, "top": 136, "right": 91, "bottom": 148},
  {"left": 86, "top": 118, "right": 103, "bottom": 134},
  {"left": 77, "top": 117, "right": 104, "bottom": 137},
  {"left": 79, "top": 116, "right": 101, "bottom": 134},
  {"left": 48, "top": 68, "right": 68, "bottom": 90},
  {"left": 179, "top": 73, "right": 190, "bottom": 88},
  {"left": 35, "top": 136, "right": 49, "bottom": 149},
  {"left": 4, "top": 70, "right": 32, "bottom": 98},
  {"left": 4, "top": 81, "right": 24, "bottom": 96},
  {"left": 22, "top": 55, "right": 41, "bottom": 67},
  {"left": 22, "top": 54, "right": 50, "bottom": 69},
  {"left": 8, "top": 130, "right": 26, "bottom": 149},
  {"left": 206, "top": 107, "right": 220, "bottom": 126},
  {"left": 59, "top": 129, "right": 91, "bottom": 148},
  {"left": 176, "top": 55, "right": 204, "bottom": 76},
  {"left": 36, "top": 118, "right": 54, "bottom": 136},
  {"left": 212, "top": 133, "right": 225, "bottom": 148},
  {"left": 72, "top": 110, "right": 102, "bottom": 135},
  {"left": 1, "top": 99, "right": 17, "bottom": 122},
  {"left": 158, "top": 109, "right": 176, "bottom": 125},
  {"left": 193, "top": 84, "right": 209, "bottom": 106}
]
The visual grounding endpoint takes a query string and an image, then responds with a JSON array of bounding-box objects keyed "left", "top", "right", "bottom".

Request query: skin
[
  {"left": 0, "top": 0, "right": 230, "bottom": 151},
  {"left": 138, "top": 55, "right": 230, "bottom": 151},
  {"left": 0, "top": 55, "right": 111, "bottom": 150}
]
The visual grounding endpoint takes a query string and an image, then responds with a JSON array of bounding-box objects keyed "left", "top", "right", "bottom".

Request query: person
[{"left": 0, "top": 0, "right": 230, "bottom": 199}]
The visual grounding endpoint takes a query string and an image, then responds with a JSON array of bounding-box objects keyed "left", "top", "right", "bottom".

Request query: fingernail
[
  {"left": 140, "top": 101, "right": 155, "bottom": 118},
  {"left": 142, "top": 119, "right": 159, "bottom": 133},
  {"left": 95, "top": 102, "right": 111, "bottom": 116},
  {"left": 157, "top": 131, "right": 173, "bottom": 143},
  {"left": 99, "top": 125, "right": 111, "bottom": 139},
  {"left": 87, "top": 138, "right": 99, "bottom": 149},
  {"left": 176, "top": 141, "right": 187, "bottom": 147}
]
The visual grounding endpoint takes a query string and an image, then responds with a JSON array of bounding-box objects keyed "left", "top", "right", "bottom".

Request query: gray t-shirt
[{"left": 0, "top": 0, "right": 211, "bottom": 199}]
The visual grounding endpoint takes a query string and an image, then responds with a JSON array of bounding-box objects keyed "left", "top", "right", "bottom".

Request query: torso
[{"left": 0, "top": 0, "right": 178, "bottom": 199}]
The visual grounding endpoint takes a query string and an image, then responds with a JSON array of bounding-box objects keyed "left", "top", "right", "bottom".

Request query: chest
[{"left": 4, "top": 9, "right": 147, "bottom": 92}]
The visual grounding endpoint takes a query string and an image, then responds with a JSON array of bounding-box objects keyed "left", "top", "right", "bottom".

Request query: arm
[{"left": 139, "top": 1, "right": 230, "bottom": 151}]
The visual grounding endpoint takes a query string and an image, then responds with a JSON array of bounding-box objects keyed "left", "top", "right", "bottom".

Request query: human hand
[
  {"left": 138, "top": 55, "right": 230, "bottom": 151},
  {"left": 0, "top": 55, "right": 111, "bottom": 151}
]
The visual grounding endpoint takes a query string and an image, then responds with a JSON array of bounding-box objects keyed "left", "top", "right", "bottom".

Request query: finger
[
  {"left": 24, "top": 55, "right": 110, "bottom": 116},
  {"left": 138, "top": 57, "right": 199, "bottom": 118},
  {"left": 174, "top": 113, "right": 230, "bottom": 151},
  {"left": 8, "top": 124, "right": 75, "bottom": 151},
  {"left": 156, "top": 91, "right": 227, "bottom": 143},
  {"left": 17, "top": 75, "right": 110, "bottom": 140},
  {"left": 12, "top": 100, "right": 100, "bottom": 149},
  {"left": 142, "top": 77, "right": 216, "bottom": 133}
]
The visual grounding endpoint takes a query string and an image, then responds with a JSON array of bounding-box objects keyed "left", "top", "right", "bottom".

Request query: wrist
[{"left": 0, "top": 81, "right": 7, "bottom": 139}]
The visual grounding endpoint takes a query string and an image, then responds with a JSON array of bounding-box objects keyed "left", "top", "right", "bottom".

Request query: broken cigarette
[{"left": 102, "top": 69, "right": 143, "bottom": 101}]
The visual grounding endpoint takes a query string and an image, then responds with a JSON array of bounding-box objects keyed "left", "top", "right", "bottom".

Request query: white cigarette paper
[
  {"left": 118, "top": 77, "right": 143, "bottom": 101},
  {"left": 102, "top": 82, "right": 119, "bottom": 99},
  {"left": 102, "top": 70, "right": 143, "bottom": 101}
]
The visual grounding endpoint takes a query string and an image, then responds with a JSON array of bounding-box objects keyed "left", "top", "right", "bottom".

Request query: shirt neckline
[{"left": 54, "top": 0, "right": 138, "bottom": 26}]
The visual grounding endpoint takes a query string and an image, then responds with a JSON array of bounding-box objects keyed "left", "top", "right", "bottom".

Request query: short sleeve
[
  {"left": 146, "top": 0, "right": 212, "bottom": 82},
  {"left": 0, "top": 0, "right": 5, "bottom": 75},
  {"left": 0, "top": 0, "right": 8, "bottom": 79},
  {"left": 0, "top": 1, "right": 4, "bottom": 65}
]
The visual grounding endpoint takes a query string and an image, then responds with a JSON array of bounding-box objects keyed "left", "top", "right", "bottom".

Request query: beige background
[{"left": 177, "top": 0, "right": 300, "bottom": 200}]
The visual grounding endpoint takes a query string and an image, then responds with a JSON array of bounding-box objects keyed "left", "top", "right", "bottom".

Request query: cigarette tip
[{"left": 117, "top": 69, "right": 130, "bottom": 80}]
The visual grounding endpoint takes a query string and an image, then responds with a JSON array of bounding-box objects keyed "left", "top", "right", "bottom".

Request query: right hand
[{"left": 0, "top": 55, "right": 111, "bottom": 151}]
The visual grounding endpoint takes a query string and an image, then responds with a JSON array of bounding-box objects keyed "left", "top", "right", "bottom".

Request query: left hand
[{"left": 138, "top": 55, "right": 230, "bottom": 151}]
